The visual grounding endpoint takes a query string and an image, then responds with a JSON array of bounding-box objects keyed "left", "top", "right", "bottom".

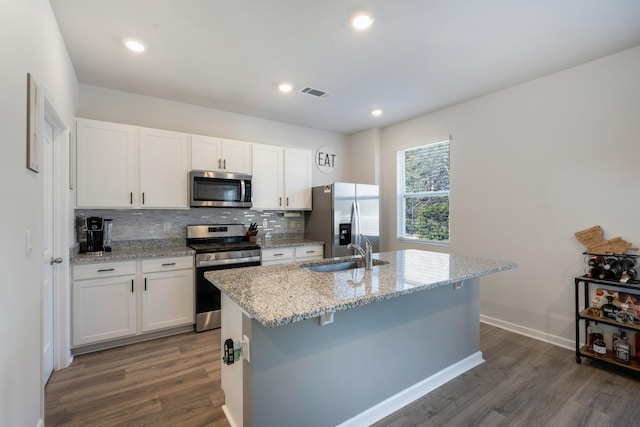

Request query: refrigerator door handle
[
  {"left": 354, "top": 201, "right": 361, "bottom": 246},
  {"left": 350, "top": 201, "right": 357, "bottom": 245}
]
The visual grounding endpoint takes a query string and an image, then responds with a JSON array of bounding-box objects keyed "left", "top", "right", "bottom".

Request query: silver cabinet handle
[
  {"left": 97, "top": 268, "right": 115, "bottom": 272},
  {"left": 274, "top": 253, "right": 284, "bottom": 256},
  {"left": 50, "top": 257, "right": 63, "bottom": 265},
  {"left": 279, "top": 197, "right": 282, "bottom": 206},
  {"left": 223, "top": 159, "right": 226, "bottom": 169},
  {"left": 161, "top": 262, "right": 176, "bottom": 267},
  {"left": 130, "top": 192, "right": 133, "bottom": 205},
  {"left": 286, "top": 197, "right": 289, "bottom": 206},
  {"left": 142, "top": 192, "right": 145, "bottom": 204},
  {"left": 218, "top": 159, "right": 222, "bottom": 169}
]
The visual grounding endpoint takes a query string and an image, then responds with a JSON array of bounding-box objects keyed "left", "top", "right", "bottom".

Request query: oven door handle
[{"left": 196, "top": 256, "right": 261, "bottom": 268}]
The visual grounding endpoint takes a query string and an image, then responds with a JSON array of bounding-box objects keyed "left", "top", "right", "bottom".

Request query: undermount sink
[{"left": 302, "top": 259, "right": 389, "bottom": 272}]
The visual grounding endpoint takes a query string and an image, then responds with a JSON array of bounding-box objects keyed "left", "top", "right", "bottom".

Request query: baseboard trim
[
  {"left": 337, "top": 351, "right": 484, "bottom": 427},
  {"left": 221, "top": 405, "right": 239, "bottom": 427},
  {"left": 480, "top": 315, "right": 574, "bottom": 350},
  {"left": 71, "top": 325, "right": 195, "bottom": 355}
]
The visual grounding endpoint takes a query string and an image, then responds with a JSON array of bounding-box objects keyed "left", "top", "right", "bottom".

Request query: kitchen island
[{"left": 205, "top": 249, "right": 516, "bottom": 427}]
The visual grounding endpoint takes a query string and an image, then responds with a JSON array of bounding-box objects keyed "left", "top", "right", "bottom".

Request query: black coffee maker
[{"left": 81, "top": 217, "right": 112, "bottom": 254}]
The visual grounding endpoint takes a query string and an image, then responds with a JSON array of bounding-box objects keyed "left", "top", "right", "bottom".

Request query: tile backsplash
[{"left": 75, "top": 208, "right": 305, "bottom": 243}]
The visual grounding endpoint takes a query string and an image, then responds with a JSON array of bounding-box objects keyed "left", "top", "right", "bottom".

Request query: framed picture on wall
[{"left": 26, "top": 73, "right": 40, "bottom": 173}]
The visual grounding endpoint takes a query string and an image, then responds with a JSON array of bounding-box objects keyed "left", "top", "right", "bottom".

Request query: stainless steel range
[{"left": 187, "top": 224, "right": 261, "bottom": 332}]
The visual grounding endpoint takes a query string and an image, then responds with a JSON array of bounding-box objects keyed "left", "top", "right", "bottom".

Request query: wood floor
[
  {"left": 45, "top": 330, "right": 229, "bottom": 426},
  {"left": 46, "top": 324, "right": 640, "bottom": 426}
]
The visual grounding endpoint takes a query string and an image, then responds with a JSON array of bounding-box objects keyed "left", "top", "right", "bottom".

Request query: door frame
[{"left": 42, "top": 89, "right": 73, "bottom": 377}]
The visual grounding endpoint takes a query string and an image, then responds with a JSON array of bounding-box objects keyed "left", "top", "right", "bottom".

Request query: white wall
[
  {"left": 0, "top": 0, "right": 78, "bottom": 425},
  {"left": 381, "top": 46, "right": 640, "bottom": 347},
  {"left": 347, "top": 128, "right": 382, "bottom": 185},
  {"left": 78, "top": 85, "right": 350, "bottom": 186}
]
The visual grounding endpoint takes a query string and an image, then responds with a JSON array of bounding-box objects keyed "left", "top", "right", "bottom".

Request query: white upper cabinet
[
  {"left": 76, "top": 119, "right": 136, "bottom": 208},
  {"left": 251, "top": 144, "right": 284, "bottom": 210},
  {"left": 139, "top": 128, "right": 189, "bottom": 208},
  {"left": 284, "top": 148, "right": 312, "bottom": 210},
  {"left": 75, "top": 119, "right": 189, "bottom": 209},
  {"left": 191, "top": 135, "right": 252, "bottom": 174},
  {"left": 251, "top": 144, "right": 312, "bottom": 210}
]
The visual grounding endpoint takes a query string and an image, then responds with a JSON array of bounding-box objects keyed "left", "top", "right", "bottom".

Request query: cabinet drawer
[
  {"left": 295, "top": 245, "right": 324, "bottom": 260},
  {"left": 261, "top": 247, "right": 294, "bottom": 263},
  {"left": 142, "top": 256, "right": 193, "bottom": 273},
  {"left": 73, "top": 261, "right": 136, "bottom": 281}
]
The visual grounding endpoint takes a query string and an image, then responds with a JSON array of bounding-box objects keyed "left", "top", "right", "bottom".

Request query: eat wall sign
[{"left": 315, "top": 146, "right": 336, "bottom": 174}]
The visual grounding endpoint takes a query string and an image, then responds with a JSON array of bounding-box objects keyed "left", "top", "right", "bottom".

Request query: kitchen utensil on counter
[{"left": 247, "top": 223, "right": 258, "bottom": 242}]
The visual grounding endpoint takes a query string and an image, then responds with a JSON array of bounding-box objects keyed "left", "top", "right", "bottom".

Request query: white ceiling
[{"left": 50, "top": 0, "right": 640, "bottom": 135}]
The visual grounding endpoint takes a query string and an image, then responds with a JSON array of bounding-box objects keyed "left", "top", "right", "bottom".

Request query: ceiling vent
[{"left": 299, "top": 86, "right": 333, "bottom": 99}]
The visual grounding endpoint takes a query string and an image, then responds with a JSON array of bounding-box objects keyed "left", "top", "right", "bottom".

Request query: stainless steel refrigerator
[{"left": 304, "top": 182, "right": 379, "bottom": 258}]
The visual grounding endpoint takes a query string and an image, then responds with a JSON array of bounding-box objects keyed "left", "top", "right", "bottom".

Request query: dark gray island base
[{"left": 206, "top": 250, "right": 516, "bottom": 427}]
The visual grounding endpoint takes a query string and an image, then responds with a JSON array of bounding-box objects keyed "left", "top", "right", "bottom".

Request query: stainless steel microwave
[{"left": 189, "top": 170, "right": 252, "bottom": 208}]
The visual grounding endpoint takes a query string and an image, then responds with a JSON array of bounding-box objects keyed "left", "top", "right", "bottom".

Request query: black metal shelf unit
[{"left": 575, "top": 276, "right": 640, "bottom": 371}]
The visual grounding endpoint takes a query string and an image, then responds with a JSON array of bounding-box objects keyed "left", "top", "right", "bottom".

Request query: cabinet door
[
  {"left": 295, "top": 245, "right": 324, "bottom": 261},
  {"left": 142, "top": 269, "right": 194, "bottom": 332},
  {"left": 261, "top": 247, "right": 295, "bottom": 265},
  {"left": 284, "top": 148, "right": 312, "bottom": 210},
  {"left": 72, "top": 275, "right": 136, "bottom": 346},
  {"left": 191, "top": 134, "right": 222, "bottom": 171},
  {"left": 221, "top": 138, "right": 252, "bottom": 174},
  {"left": 76, "top": 119, "right": 135, "bottom": 208},
  {"left": 139, "top": 128, "right": 190, "bottom": 208},
  {"left": 251, "top": 144, "right": 284, "bottom": 210}
]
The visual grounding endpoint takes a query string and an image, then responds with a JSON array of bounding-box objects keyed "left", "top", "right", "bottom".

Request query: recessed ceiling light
[
  {"left": 371, "top": 108, "right": 383, "bottom": 117},
  {"left": 350, "top": 12, "right": 375, "bottom": 30},
  {"left": 278, "top": 83, "right": 293, "bottom": 93},
  {"left": 124, "top": 39, "right": 146, "bottom": 53}
]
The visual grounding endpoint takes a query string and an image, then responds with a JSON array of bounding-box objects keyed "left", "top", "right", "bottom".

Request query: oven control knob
[{"left": 205, "top": 254, "right": 212, "bottom": 261}]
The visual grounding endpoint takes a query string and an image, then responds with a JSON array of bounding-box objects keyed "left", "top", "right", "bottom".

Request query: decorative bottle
[
  {"left": 587, "top": 323, "right": 604, "bottom": 350},
  {"left": 601, "top": 296, "right": 619, "bottom": 320},
  {"left": 615, "top": 331, "right": 630, "bottom": 363}
]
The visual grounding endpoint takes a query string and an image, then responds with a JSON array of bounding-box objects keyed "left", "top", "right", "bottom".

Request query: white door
[{"left": 42, "top": 118, "right": 55, "bottom": 384}]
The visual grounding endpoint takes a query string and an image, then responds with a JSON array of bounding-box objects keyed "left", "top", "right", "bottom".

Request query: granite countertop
[
  {"left": 205, "top": 249, "right": 517, "bottom": 328},
  {"left": 259, "top": 238, "right": 324, "bottom": 249},
  {"left": 71, "top": 237, "right": 321, "bottom": 264},
  {"left": 71, "top": 239, "right": 195, "bottom": 264}
]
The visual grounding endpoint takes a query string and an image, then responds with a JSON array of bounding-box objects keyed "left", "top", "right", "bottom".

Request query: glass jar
[{"left": 587, "top": 299, "right": 602, "bottom": 318}]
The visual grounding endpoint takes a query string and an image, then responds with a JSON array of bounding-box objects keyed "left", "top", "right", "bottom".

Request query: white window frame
[{"left": 397, "top": 139, "right": 450, "bottom": 245}]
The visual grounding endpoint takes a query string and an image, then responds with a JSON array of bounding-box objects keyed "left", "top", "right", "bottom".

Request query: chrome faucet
[{"left": 347, "top": 235, "right": 373, "bottom": 270}]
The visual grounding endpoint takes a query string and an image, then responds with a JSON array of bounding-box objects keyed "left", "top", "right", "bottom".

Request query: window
[{"left": 397, "top": 139, "right": 450, "bottom": 243}]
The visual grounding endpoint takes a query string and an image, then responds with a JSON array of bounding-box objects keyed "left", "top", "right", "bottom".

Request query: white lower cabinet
[
  {"left": 141, "top": 259, "right": 194, "bottom": 332},
  {"left": 294, "top": 245, "right": 324, "bottom": 261},
  {"left": 72, "top": 261, "right": 137, "bottom": 346},
  {"left": 261, "top": 247, "right": 295, "bottom": 266},
  {"left": 261, "top": 245, "right": 324, "bottom": 266},
  {"left": 72, "top": 256, "right": 194, "bottom": 348}
]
